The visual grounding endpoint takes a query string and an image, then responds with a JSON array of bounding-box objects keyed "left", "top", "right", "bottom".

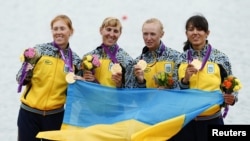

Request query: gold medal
[
  {"left": 191, "top": 59, "right": 202, "bottom": 70},
  {"left": 110, "top": 63, "right": 122, "bottom": 74},
  {"left": 65, "top": 72, "right": 76, "bottom": 84},
  {"left": 137, "top": 60, "right": 147, "bottom": 70}
]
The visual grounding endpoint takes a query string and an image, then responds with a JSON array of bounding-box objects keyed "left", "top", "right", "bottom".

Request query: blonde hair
[
  {"left": 50, "top": 14, "right": 74, "bottom": 34},
  {"left": 100, "top": 17, "right": 122, "bottom": 32},
  {"left": 142, "top": 18, "right": 164, "bottom": 33}
]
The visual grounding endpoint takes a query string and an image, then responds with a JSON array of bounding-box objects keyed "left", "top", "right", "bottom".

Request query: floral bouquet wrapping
[
  {"left": 154, "top": 71, "right": 174, "bottom": 89},
  {"left": 20, "top": 47, "right": 41, "bottom": 64},
  {"left": 82, "top": 54, "right": 101, "bottom": 71},
  {"left": 18, "top": 47, "right": 41, "bottom": 93},
  {"left": 221, "top": 75, "right": 242, "bottom": 118}
]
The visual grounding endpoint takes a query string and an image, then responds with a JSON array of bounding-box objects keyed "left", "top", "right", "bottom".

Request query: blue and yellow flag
[{"left": 37, "top": 80, "right": 223, "bottom": 141}]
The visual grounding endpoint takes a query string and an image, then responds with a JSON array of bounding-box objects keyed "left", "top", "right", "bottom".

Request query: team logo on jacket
[
  {"left": 44, "top": 60, "right": 53, "bottom": 65},
  {"left": 207, "top": 64, "right": 214, "bottom": 74},
  {"left": 165, "top": 63, "right": 172, "bottom": 73}
]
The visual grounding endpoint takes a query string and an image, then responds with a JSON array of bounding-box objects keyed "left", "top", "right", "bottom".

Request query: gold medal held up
[
  {"left": 191, "top": 59, "right": 202, "bottom": 70},
  {"left": 111, "top": 63, "right": 122, "bottom": 74},
  {"left": 65, "top": 72, "right": 76, "bottom": 84},
  {"left": 137, "top": 60, "right": 147, "bottom": 70}
]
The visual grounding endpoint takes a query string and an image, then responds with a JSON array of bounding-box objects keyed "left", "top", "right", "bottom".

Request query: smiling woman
[
  {"left": 171, "top": 14, "right": 240, "bottom": 141},
  {"left": 75, "top": 17, "right": 134, "bottom": 88},
  {"left": 51, "top": 15, "right": 74, "bottom": 49},
  {"left": 15, "top": 14, "right": 82, "bottom": 141}
]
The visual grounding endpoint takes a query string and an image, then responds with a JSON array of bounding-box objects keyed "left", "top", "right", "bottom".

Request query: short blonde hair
[
  {"left": 142, "top": 18, "right": 164, "bottom": 33},
  {"left": 100, "top": 17, "right": 122, "bottom": 32}
]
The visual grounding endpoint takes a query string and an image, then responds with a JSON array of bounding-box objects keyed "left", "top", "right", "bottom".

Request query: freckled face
[
  {"left": 51, "top": 20, "right": 72, "bottom": 49},
  {"left": 100, "top": 26, "right": 121, "bottom": 47}
]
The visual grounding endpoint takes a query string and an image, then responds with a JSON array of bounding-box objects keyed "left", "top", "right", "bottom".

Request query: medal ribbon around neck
[
  {"left": 187, "top": 44, "right": 212, "bottom": 70},
  {"left": 158, "top": 42, "right": 166, "bottom": 56},
  {"left": 102, "top": 44, "right": 119, "bottom": 63},
  {"left": 140, "top": 41, "right": 166, "bottom": 67},
  {"left": 53, "top": 41, "right": 73, "bottom": 72}
]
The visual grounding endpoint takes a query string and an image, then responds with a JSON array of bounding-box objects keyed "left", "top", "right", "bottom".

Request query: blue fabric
[{"left": 63, "top": 80, "right": 223, "bottom": 128}]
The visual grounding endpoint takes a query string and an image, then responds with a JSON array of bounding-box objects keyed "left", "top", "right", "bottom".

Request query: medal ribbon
[
  {"left": 159, "top": 42, "right": 166, "bottom": 56},
  {"left": 53, "top": 42, "right": 73, "bottom": 72},
  {"left": 140, "top": 41, "right": 166, "bottom": 68},
  {"left": 222, "top": 105, "right": 229, "bottom": 118},
  {"left": 140, "top": 41, "right": 166, "bottom": 60},
  {"left": 102, "top": 44, "right": 119, "bottom": 63},
  {"left": 17, "top": 62, "right": 28, "bottom": 93},
  {"left": 188, "top": 44, "right": 212, "bottom": 70}
]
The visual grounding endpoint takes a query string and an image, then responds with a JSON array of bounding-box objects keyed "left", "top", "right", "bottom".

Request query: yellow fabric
[
  {"left": 37, "top": 116, "right": 185, "bottom": 141},
  {"left": 61, "top": 123, "right": 84, "bottom": 130},
  {"left": 131, "top": 115, "right": 185, "bottom": 141},
  {"left": 94, "top": 59, "right": 116, "bottom": 87},
  {"left": 178, "top": 62, "right": 221, "bottom": 91},
  {"left": 199, "top": 104, "right": 220, "bottom": 116},
  {"left": 178, "top": 61, "right": 222, "bottom": 116},
  {"left": 37, "top": 119, "right": 149, "bottom": 141},
  {"left": 144, "top": 61, "right": 174, "bottom": 88},
  {"left": 21, "top": 56, "right": 68, "bottom": 110}
]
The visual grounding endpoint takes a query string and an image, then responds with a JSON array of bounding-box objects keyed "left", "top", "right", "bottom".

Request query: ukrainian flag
[{"left": 37, "top": 80, "right": 223, "bottom": 141}]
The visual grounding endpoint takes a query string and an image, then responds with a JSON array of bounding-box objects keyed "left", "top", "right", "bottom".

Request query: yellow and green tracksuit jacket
[
  {"left": 134, "top": 42, "right": 180, "bottom": 88},
  {"left": 16, "top": 42, "right": 81, "bottom": 111},
  {"left": 82, "top": 45, "right": 134, "bottom": 88},
  {"left": 176, "top": 44, "right": 234, "bottom": 116}
]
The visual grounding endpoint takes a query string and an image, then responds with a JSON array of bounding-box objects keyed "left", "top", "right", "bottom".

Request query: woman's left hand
[
  {"left": 83, "top": 70, "right": 96, "bottom": 82},
  {"left": 223, "top": 93, "right": 235, "bottom": 105}
]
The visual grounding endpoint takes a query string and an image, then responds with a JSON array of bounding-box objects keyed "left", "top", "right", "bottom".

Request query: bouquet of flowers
[
  {"left": 221, "top": 75, "right": 242, "bottom": 118},
  {"left": 154, "top": 71, "right": 174, "bottom": 88},
  {"left": 20, "top": 47, "right": 41, "bottom": 64},
  {"left": 221, "top": 75, "right": 242, "bottom": 93},
  {"left": 82, "top": 54, "right": 101, "bottom": 71},
  {"left": 18, "top": 47, "right": 41, "bottom": 93}
]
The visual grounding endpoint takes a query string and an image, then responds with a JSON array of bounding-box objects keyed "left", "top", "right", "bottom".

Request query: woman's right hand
[
  {"left": 134, "top": 64, "right": 144, "bottom": 83},
  {"left": 183, "top": 64, "right": 198, "bottom": 83}
]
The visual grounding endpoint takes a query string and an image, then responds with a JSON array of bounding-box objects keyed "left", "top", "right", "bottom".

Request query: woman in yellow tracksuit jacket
[
  {"left": 133, "top": 18, "right": 180, "bottom": 89},
  {"left": 16, "top": 15, "right": 81, "bottom": 141},
  {"left": 77, "top": 17, "right": 134, "bottom": 88},
  {"left": 170, "top": 15, "right": 238, "bottom": 141}
]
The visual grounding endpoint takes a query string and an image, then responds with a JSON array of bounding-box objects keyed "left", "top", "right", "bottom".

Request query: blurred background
[{"left": 1, "top": 0, "right": 249, "bottom": 140}]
